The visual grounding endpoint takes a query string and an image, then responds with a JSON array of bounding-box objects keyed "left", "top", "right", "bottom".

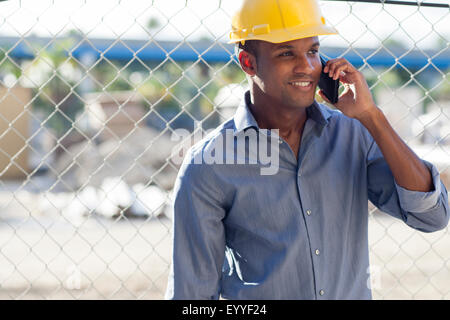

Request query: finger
[
  {"left": 341, "top": 68, "right": 366, "bottom": 89},
  {"left": 338, "top": 86, "right": 355, "bottom": 102},
  {"left": 338, "top": 72, "right": 354, "bottom": 84},
  {"left": 327, "top": 58, "right": 347, "bottom": 76},
  {"left": 328, "top": 61, "right": 347, "bottom": 79},
  {"left": 339, "top": 84, "right": 354, "bottom": 100},
  {"left": 323, "top": 59, "right": 340, "bottom": 73},
  {"left": 333, "top": 60, "right": 359, "bottom": 80},
  {"left": 339, "top": 77, "right": 352, "bottom": 84},
  {"left": 337, "top": 63, "right": 359, "bottom": 80},
  {"left": 326, "top": 59, "right": 339, "bottom": 77},
  {"left": 324, "top": 58, "right": 338, "bottom": 75},
  {"left": 332, "top": 62, "right": 351, "bottom": 80}
]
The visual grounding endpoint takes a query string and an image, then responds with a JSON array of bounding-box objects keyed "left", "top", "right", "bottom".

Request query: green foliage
[
  {"left": 428, "top": 71, "right": 450, "bottom": 102},
  {"left": 147, "top": 17, "right": 161, "bottom": 30},
  {"left": 90, "top": 60, "right": 134, "bottom": 92},
  {"left": 136, "top": 61, "right": 245, "bottom": 121},
  {"left": 31, "top": 36, "right": 84, "bottom": 136},
  {"left": 0, "top": 49, "right": 22, "bottom": 79}
]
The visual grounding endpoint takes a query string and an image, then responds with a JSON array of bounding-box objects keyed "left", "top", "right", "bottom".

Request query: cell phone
[{"left": 318, "top": 56, "right": 340, "bottom": 104}]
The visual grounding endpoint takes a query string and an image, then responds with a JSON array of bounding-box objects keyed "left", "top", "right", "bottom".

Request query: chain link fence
[{"left": 0, "top": 0, "right": 449, "bottom": 299}]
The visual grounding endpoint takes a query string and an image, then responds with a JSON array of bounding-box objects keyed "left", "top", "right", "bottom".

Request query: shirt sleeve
[
  {"left": 366, "top": 139, "right": 449, "bottom": 232},
  {"left": 165, "top": 148, "right": 226, "bottom": 300}
]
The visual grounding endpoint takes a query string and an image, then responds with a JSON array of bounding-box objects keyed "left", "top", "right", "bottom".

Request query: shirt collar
[{"left": 233, "top": 90, "right": 332, "bottom": 136}]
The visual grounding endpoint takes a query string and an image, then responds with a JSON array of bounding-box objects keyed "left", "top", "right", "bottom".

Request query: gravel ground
[
  {"left": 0, "top": 214, "right": 172, "bottom": 299},
  {"left": 0, "top": 184, "right": 449, "bottom": 300}
]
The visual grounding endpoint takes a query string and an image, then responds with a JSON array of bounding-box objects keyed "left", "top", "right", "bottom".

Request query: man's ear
[{"left": 238, "top": 51, "right": 256, "bottom": 76}]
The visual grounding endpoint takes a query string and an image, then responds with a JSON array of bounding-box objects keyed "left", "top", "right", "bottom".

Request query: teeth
[{"left": 291, "top": 82, "right": 311, "bottom": 87}]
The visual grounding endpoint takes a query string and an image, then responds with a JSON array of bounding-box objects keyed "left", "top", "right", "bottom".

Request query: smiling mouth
[{"left": 288, "top": 81, "right": 313, "bottom": 89}]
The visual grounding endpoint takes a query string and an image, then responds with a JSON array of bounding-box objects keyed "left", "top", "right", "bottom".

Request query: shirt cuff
[{"left": 395, "top": 160, "right": 442, "bottom": 213}]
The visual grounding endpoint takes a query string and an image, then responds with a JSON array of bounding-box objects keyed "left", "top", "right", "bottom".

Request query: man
[{"left": 165, "top": 0, "right": 449, "bottom": 299}]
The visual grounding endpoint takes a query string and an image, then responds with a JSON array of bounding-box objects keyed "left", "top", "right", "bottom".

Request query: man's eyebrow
[
  {"left": 273, "top": 42, "right": 320, "bottom": 51},
  {"left": 273, "top": 44, "right": 295, "bottom": 51}
]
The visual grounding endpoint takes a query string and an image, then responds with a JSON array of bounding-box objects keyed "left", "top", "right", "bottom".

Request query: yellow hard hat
[{"left": 229, "top": 0, "right": 338, "bottom": 44}]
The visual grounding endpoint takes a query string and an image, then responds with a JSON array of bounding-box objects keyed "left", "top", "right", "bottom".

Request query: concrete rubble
[
  {"left": 52, "top": 126, "right": 180, "bottom": 192},
  {"left": 35, "top": 177, "right": 170, "bottom": 226},
  {"left": 0, "top": 125, "right": 188, "bottom": 224}
]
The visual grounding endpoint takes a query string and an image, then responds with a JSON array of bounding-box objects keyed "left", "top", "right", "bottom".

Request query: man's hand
[
  {"left": 318, "top": 59, "right": 435, "bottom": 193},
  {"left": 318, "top": 58, "right": 377, "bottom": 121}
]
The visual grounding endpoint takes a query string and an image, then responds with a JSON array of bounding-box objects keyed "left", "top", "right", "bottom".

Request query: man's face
[{"left": 251, "top": 37, "right": 322, "bottom": 109}]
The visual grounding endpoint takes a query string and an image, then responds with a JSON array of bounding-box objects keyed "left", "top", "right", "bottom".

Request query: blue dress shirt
[{"left": 165, "top": 91, "right": 449, "bottom": 300}]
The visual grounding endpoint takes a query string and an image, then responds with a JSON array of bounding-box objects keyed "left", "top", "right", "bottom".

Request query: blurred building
[
  {"left": 0, "top": 86, "right": 31, "bottom": 179},
  {"left": 77, "top": 91, "right": 146, "bottom": 141},
  {"left": 214, "top": 83, "right": 248, "bottom": 121},
  {"left": 412, "top": 101, "right": 450, "bottom": 145},
  {"left": 377, "top": 86, "right": 424, "bottom": 141}
]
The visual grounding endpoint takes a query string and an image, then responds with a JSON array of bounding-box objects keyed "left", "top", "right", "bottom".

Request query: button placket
[{"left": 297, "top": 167, "right": 322, "bottom": 300}]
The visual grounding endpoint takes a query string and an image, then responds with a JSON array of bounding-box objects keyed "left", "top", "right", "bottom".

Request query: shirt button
[
  {"left": 319, "top": 290, "right": 325, "bottom": 296},
  {"left": 306, "top": 210, "right": 311, "bottom": 216},
  {"left": 315, "top": 249, "right": 320, "bottom": 256},
  {"left": 279, "top": 139, "right": 283, "bottom": 144}
]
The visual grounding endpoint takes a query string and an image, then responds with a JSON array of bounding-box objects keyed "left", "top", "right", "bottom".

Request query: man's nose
[{"left": 293, "top": 55, "right": 315, "bottom": 75}]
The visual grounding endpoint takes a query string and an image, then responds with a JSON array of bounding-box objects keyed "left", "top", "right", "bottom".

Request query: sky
[{"left": 0, "top": 0, "right": 448, "bottom": 50}]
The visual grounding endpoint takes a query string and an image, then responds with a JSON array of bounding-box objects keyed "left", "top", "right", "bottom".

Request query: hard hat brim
[{"left": 228, "top": 24, "right": 338, "bottom": 44}]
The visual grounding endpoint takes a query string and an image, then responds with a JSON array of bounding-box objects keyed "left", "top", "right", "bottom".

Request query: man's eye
[
  {"left": 309, "top": 49, "right": 319, "bottom": 55},
  {"left": 279, "top": 51, "right": 293, "bottom": 57}
]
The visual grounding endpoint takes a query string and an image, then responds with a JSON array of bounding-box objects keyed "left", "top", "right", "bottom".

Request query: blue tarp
[{"left": 2, "top": 36, "right": 448, "bottom": 69}]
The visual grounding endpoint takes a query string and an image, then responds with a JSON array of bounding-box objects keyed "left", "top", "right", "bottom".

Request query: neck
[{"left": 248, "top": 90, "right": 309, "bottom": 137}]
